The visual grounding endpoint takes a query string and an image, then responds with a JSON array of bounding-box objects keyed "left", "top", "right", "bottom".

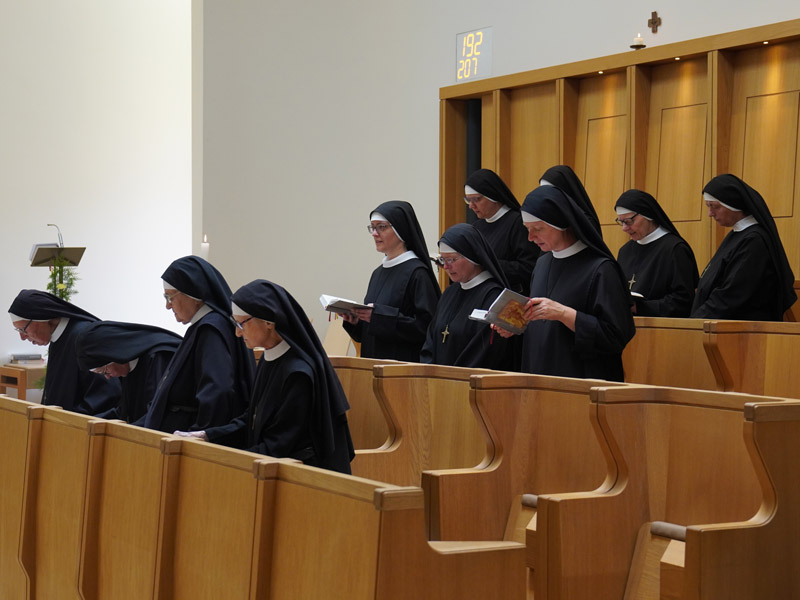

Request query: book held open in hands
[
  {"left": 319, "top": 294, "right": 370, "bottom": 316},
  {"left": 469, "top": 288, "right": 530, "bottom": 335}
]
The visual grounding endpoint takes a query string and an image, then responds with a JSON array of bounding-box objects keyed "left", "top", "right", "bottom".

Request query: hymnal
[
  {"left": 469, "top": 288, "right": 530, "bottom": 335},
  {"left": 319, "top": 294, "right": 370, "bottom": 316}
]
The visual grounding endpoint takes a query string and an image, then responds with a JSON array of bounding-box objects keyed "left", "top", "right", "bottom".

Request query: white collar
[
  {"left": 636, "top": 226, "right": 669, "bottom": 245},
  {"left": 262, "top": 339, "right": 290, "bottom": 361},
  {"left": 128, "top": 357, "right": 139, "bottom": 373},
  {"left": 190, "top": 304, "right": 213, "bottom": 324},
  {"left": 552, "top": 240, "right": 588, "bottom": 259},
  {"left": 460, "top": 270, "right": 492, "bottom": 290},
  {"left": 485, "top": 204, "right": 511, "bottom": 223},
  {"left": 733, "top": 215, "right": 757, "bottom": 232},
  {"left": 50, "top": 317, "right": 69, "bottom": 343},
  {"left": 382, "top": 250, "right": 418, "bottom": 268}
]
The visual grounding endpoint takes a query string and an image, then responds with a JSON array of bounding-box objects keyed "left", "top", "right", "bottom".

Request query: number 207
[{"left": 458, "top": 32, "right": 483, "bottom": 80}]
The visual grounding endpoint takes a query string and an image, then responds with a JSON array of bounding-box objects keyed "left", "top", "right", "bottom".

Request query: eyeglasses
[
  {"left": 615, "top": 213, "right": 639, "bottom": 227},
  {"left": 163, "top": 291, "right": 182, "bottom": 304},
  {"left": 432, "top": 255, "right": 464, "bottom": 267},
  {"left": 232, "top": 316, "right": 254, "bottom": 330},
  {"left": 367, "top": 223, "right": 391, "bottom": 234},
  {"left": 14, "top": 319, "right": 33, "bottom": 334},
  {"left": 464, "top": 195, "right": 483, "bottom": 205}
]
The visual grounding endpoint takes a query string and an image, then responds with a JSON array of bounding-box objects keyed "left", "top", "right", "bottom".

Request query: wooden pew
[
  {"left": 704, "top": 319, "right": 800, "bottom": 398},
  {"left": 18, "top": 406, "right": 98, "bottom": 600},
  {"left": 329, "top": 355, "right": 399, "bottom": 450},
  {"left": 251, "top": 459, "right": 526, "bottom": 599},
  {"left": 351, "top": 363, "right": 498, "bottom": 486},
  {"left": 78, "top": 421, "right": 169, "bottom": 600},
  {"left": 0, "top": 396, "right": 34, "bottom": 599},
  {"left": 533, "top": 385, "right": 787, "bottom": 600},
  {"left": 422, "top": 374, "right": 624, "bottom": 546},
  {"left": 665, "top": 399, "right": 800, "bottom": 599},
  {"left": 153, "top": 437, "right": 268, "bottom": 598},
  {"left": 622, "top": 317, "right": 716, "bottom": 390}
]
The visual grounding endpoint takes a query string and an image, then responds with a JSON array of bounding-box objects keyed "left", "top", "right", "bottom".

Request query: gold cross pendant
[{"left": 441, "top": 325, "right": 450, "bottom": 343}]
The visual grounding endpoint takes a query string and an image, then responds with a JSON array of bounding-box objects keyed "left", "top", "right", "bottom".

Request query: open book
[
  {"left": 468, "top": 288, "right": 530, "bottom": 335},
  {"left": 319, "top": 294, "right": 370, "bottom": 316}
]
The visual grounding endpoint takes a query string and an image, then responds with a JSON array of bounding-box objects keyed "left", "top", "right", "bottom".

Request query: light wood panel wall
[{"left": 440, "top": 19, "right": 800, "bottom": 278}]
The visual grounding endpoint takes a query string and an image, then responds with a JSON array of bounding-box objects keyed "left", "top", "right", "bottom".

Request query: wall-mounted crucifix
[{"left": 648, "top": 11, "right": 662, "bottom": 34}]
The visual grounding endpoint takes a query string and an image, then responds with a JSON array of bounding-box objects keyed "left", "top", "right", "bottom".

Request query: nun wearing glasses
[
  {"left": 178, "top": 280, "right": 354, "bottom": 474},
  {"left": 139, "top": 256, "right": 254, "bottom": 433},
  {"left": 614, "top": 189, "right": 698, "bottom": 317},
  {"left": 420, "top": 224, "right": 515, "bottom": 370},
  {"left": 464, "top": 169, "right": 540, "bottom": 293},
  {"left": 342, "top": 201, "right": 440, "bottom": 361}
]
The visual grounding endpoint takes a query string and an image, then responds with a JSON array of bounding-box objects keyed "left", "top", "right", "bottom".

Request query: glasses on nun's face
[
  {"left": 163, "top": 291, "right": 183, "bottom": 305},
  {"left": 615, "top": 213, "right": 639, "bottom": 227},
  {"left": 367, "top": 223, "right": 391, "bottom": 235},
  {"left": 433, "top": 255, "right": 464, "bottom": 267},
  {"left": 13, "top": 320, "right": 33, "bottom": 334},
  {"left": 232, "top": 316, "right": 254, "bottom": 331}
]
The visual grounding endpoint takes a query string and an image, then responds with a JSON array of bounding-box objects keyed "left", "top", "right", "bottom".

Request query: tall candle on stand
[{"left": 200, "top": 234, "right": 210, "bottom": 260}]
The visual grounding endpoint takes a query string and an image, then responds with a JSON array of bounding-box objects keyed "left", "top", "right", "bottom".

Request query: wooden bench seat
[
  {"left": 704, "top": 319, "right": 800, "bottom": 397},
  {"left": 329, "top": 356, "right": 399, "bottom": 450},
  {"left": 350, "top": 363, "right": 499, "bottom": 486},
  {"left": 78, "top": 421, "right": 169, "bottom": 599},
  {"left": 0, "top": 396, "right": 34, "bottom": 599},
  {"left": 623, "top": 317, "right": 716, "bottom": 390},
  {"left": 252, "top": 459, "right": 526, "bottom": 599},
  {"left": 423, "top": 373, "right": 625, "bottom": 544},
  {"left": 533, "top": 385, "right": 791, "bottom": 600},
  {"left": 18, "top": 406, "right": 99, "bottom": 600}
]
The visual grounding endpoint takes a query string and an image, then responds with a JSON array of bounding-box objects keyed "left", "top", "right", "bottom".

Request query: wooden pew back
[
  {"left": 19, "top": 406, "right": 96, "bottom": 600},
  {"left": 0, "top": 396, "right": 33, "bottom": 599},
  {"left": 253, "top": 460, "right": 526, "bottom": 600},
  {"left": 535, "top": 385, "right": 768, "bottom": 600},
  {"left": 704, "top": 320, "right": 800, "bottom": 397},
  {"left": 329, "top": 356, "right": 398, "bottom": 450},
  {"left": 424, "top": 374, "right": 620, "bottom": 542},
  {"left": 351, "top": 363, "right": 497, "bottom": 486},
  {"left": 155, "top": 439, "right": 263, "bottom": 598},
  {"left": 79, "top": 422, "right": 167, "bottom": 600},
  {"left": 623, "top": 317, "right": 716, "bottom": 389}
]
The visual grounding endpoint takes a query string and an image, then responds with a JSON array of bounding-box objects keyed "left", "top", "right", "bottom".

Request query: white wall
[
  {"left": 0, "top": 1, "right": 193, "bottom": 361},
  {"left": 200, "top": 0, "right": 799, "bottom": 337}
]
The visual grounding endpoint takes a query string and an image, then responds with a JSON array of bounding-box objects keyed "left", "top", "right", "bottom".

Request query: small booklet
[
  {"left": 319, "top": 294, "right": 370, "bottom": 316},
  {"left": 468, "top": 288, "right": 530, "bottom": 335}
]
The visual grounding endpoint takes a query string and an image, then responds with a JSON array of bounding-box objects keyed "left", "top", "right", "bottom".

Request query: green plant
[{"left": 46, "top": 255, "right": 80, "bottom": 302}]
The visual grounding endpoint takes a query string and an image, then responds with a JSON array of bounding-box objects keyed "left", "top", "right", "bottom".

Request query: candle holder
[{"left": 630, "top": 33, "right": 646, "bottom": 50}]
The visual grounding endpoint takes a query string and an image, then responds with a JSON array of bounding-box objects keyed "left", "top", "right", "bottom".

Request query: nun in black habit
[
  {"left": 464, "top": 169, "right": 540, "bottom": 292},
  {"left": 9, "top": 289, "right": 121, "bottom": 414},
  {"left": 539, "top": 165, "right": 603, "bottom": 236},
  {"left": 420, "top": 224, "right": 515, "bottom": 370},
  {"left": 140, "top": 256, "right": 254, "bottom": 433},
  {"left": 76, "top": 321, "right": 182, "bottom": 423},
  {"left": 690, "top": 174, "right": 796, "bottom": 321},
  {"left": 614, "top": 189, "right": 699, "bottom": 317},
  {"left": 342, "top": 201, "right": 440, "bottom": 361},
  {"left": 495, "top": 186, "right": 635, "bottom": 381},
  {"left": 182, "top": 280, "right": 354, "bottom": 474}
]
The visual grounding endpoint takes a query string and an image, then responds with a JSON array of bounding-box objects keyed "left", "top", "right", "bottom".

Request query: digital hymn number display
[{"left": 456, "top": 27, "right": 492, "bottom": 82}]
